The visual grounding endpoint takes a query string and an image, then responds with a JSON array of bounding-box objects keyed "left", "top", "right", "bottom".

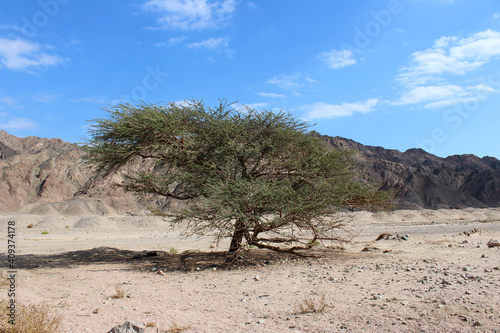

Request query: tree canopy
[{"left": 84, "top": 100, "right": 391, "bottom": 252}]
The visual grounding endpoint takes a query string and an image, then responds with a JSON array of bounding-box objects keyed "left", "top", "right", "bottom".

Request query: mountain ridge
[{"left": 1, "top": 130, "right": 499, "bottom": 213}]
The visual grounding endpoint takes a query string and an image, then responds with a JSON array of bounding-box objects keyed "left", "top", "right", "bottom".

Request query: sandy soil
[{"left": 1, "top": 208, "right": 500, "bottom": 332}]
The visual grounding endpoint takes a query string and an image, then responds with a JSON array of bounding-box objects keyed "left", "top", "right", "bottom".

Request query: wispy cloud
[
  {"left": 397, "top": 30, "right": 500, "bottom": 86},
  {"left": 0, "top": 38, "right": 66, "bottom": 72},
  {"left": 0, "top": 115, "right": 37, "bottom": 129},
  {"left": 257, "top": 92, "right": 285, "bottom": 98},
  {"left": 143, "top": 0, "right": 236, "bottom": 30},
  {"left": 0, "top": 96, "right": 21, "bottom": 108},
  {"left": 32, "top": 92, "right": 61, "bottom": 103},
  {"left": 242, "top": 102, "right": 268, "bottom": 110},
  {"left": 393, "top": 30, "right": 500, "bottom": 108},
  {"left": 70, "top": 96, "right": 115, "bottom": 104},
  {"left": 266, "top": 72, "right": 317, "bottom": 93},
  {"left": 318, "top": 49, "right": 356, "bottom": 69},
  {"left": 187, "top": 36, "right": 228, "bottom": 49},
  {"left": 155, "top": 36, "right": 189, "bottom": 47},
  {"left": 303, "top": 98, "right": 380, "bottom": 120}
]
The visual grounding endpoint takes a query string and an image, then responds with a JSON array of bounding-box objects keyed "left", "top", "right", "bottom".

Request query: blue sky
[{"left": 1, "top": 0, "right": 500, "bottom": 158}]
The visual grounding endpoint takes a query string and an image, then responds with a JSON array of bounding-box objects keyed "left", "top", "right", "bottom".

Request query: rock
[
  {"left": 473, "top": 321, "right": 482, "bottom": 327},
  {"left": 107, "top": 321, "right": 145, "bottom": 333},
  {"left": 375, "top": 233, "right": 392, "bottom": 241},
  {"left": 441, "top": 279, "right": 452, "bottom": 286},
  {"left": 254, "top": 275, "right": 260, "bottom": 281},
  {"left": 487, "top": 239, "right": 500, "bottom": 248}
]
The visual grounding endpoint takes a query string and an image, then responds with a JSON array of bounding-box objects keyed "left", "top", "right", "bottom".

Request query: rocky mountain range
[
  {"left": 1, "top": 130, "right": 499, "bottom": 214},
  {"left": 326, "top": 136, "right": 500, "bottom": 209}
]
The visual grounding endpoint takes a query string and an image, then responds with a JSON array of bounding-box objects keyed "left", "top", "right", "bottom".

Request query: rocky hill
[
  {"left": 326, "top": 136, "right": 500, "bottom": 209},
  {"left": 1, "top": 130, "right": 499, "bottom": 213},
  {"left": 0, "top": 130, "right": 168, "bottom": 214}
]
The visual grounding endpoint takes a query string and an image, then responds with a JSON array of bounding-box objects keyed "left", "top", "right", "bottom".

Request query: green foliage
[{"left": 84, "top": 100, "right": 391, "bottom": 252}]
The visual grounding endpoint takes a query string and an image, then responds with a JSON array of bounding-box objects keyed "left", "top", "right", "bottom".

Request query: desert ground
[{"left": 1, "top": 206, "right": 500, "bottom": 332}]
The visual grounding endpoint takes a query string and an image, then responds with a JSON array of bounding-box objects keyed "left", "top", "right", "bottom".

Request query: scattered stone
[
  {"left": 92, "top": 308, "right": 100, "bottom": 314},
  {"left": 441, "top": 279, "right": 452, "bottom": 286},
  {"left": 361, "top": 246, "right": 379, "bottom": 252},
  {"left": 462, "top": 228, "right": 479, "bottom": 236},
  {"left": 375, "top": 233, "right": 409, "bottom": 241},
  {"left": 473, "top": 321, "right": 482, "bottom": 327},
  {"left": 372, "top": 294, "right": 383, "bottom": 301},
  {"left": 107, "top": 321, "right": 145, "bottom": 333},
  {"left": 480, "top": 254, "right": 487, "bottom": 258},
  {"left": 254, "top": 275, "right": 260, "bottom": 281},
  {"left": 487, "top": 239, "right": 500, "bottom": 248},
  {"left": 156, "top": 270, "right": 165, "bottom": 276}
]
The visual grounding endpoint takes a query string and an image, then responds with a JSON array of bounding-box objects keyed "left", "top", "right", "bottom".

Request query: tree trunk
[{"left": 229, "top": 219, "right": 245, "bottom": 252}]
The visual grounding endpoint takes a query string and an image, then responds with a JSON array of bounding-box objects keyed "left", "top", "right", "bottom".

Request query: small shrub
[
  {"left": 0, "top": 276, "right": 9, "bottom": 288},
  {"left": 169, "top": 247, "right": 178, "bottom": 255},
  {"left": 165, "top": 321, "right": 191, "bottom": 333},
  {"left": 110, "top": 286, "right": 125, "bottom": 299},
  {"left": 0, "top": 300, "right": 62, "bottom": 333},
  {"left": 295, "top": 293, "right": 329, "bottom": 314},
  {"left": 41, "top": 231, "right": 49, "bottom": 235}
]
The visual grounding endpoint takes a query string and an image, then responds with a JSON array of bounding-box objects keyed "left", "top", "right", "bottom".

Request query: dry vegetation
[
  {"left": 110, "top": 285, "right": 126, "bottom": 299},
  {"left": 295, "top": 293, "right": 330, "bottom": 314},
  {"left": 0, "top": 300, "right": 61, "bottom": 333}
]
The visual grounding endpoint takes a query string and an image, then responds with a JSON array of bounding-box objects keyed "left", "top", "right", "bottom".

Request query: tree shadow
[{"left": 1, "top": 246, "right": 340, "bottom": 272}]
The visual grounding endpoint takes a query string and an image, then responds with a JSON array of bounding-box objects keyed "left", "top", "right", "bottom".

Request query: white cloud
[
  {"left": 187, "top": 36, "right": 228, "bottom": 49},
  {"left": 398, "top": 30, "right": 500, "bottom": 86},
  {"left": 169, "top": 36, "right": 188, "bottom": 46},
  {"left": 0, "top": 38, "right": 65, "bottom": 72},
  {"left": 303, "top": 98, "right": 379, "bottom": 120},
  {"left": 266, "top": 72, "right": 317, "bottom": 91},
  {"left": 0, "top": 117, "right": 37, "bottom": 129},
  {"left": 143, "top": 0, "right": 236, "bottom": 30},
  {"left": 0, "top": 96, "right": 21, "bottom": 108},
  {"left": 242, "top": 102, "right": 268, "bottom": 110},
  {"left": 393, "top": 84, "right": 497, "bottom": 108},
  {"left": 318, "top": 49, "right": 356, "bottom": 69},
  {"left": 33, "top": 93, "right": 60, "bottom": 103},
  {"left": 494, "top": 13, "right": 499, "bottom": 19},
  {"left": 257, "top": 92, "right": 285, "bottom": 98},
  {"left": 156, "top": 36, "right": 189, "bottom": 47},
  {"left": 71, "top": 96, "right": 114, "bottom": 104},
  {"left": 395, "top": 85, "right": 465, "bottom": 105}
]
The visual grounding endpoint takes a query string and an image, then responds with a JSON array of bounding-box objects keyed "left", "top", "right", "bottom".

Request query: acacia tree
[{"left": 84, "top": 100, "right": 391, "bottom": 252}]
